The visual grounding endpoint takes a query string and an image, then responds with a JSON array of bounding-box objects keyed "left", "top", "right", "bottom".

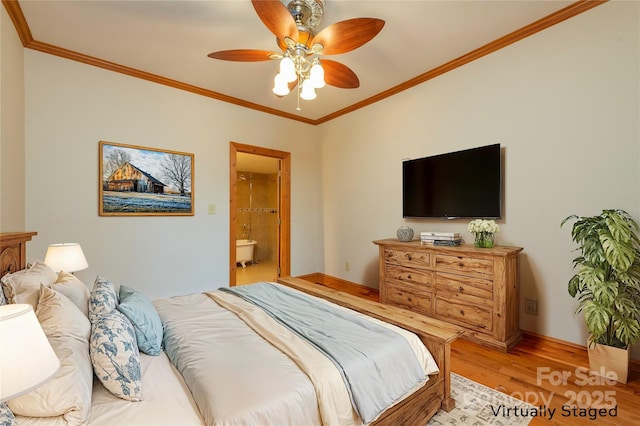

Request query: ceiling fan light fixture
[
  {"left": 208, "top": 0, "right": 384, "bottom": 110},
  {"left": 273, "top": 73, "right": 290, "bottom": 96},
  {"left": 310, "top": 62, "right": 325, "bottom": 88},
  {"left": 300, "top": 78, "right": 317, "bottom": 100},
  {"left": 279, "top": 57, "right": 297, "bottom": 82}
]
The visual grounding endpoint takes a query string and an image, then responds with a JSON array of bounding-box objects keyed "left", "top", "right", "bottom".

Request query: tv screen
[{"left": 402, "top": 144, "right": 502, "bottom": 219}]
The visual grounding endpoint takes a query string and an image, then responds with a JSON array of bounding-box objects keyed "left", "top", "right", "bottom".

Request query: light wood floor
[
  {"left": 236, "top": 259, "right": 278, "bottom": 285},
  {"left": 297, "top": 273, "right": 640, "bottom": 426}
]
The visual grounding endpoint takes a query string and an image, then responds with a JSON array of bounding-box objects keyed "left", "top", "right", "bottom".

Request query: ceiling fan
[{"left": 208, "top": 0, "right": 385, "bottom": 106}]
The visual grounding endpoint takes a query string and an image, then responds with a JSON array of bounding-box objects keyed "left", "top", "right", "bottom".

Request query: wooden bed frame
[
  {"left": 0, "top": 232, "right": 462, "bottom": 425},
  {"left": 0, "top": 232, "right": 37, "bottom": 279},
  {"left": 278, "top": 276, "right": 463, "bottom": 425}
]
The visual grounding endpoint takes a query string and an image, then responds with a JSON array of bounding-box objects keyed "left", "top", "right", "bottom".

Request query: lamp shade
[
  {"left": 0, "top": 304, "right": 60, "bottom": 402},
  {"left": 44, "top": 243, "right": 88, "bottom": 273}
]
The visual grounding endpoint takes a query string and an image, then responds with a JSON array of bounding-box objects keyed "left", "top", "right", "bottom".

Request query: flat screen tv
[{"left": 402, "top": 143, "right": 502, "bottom": 219}]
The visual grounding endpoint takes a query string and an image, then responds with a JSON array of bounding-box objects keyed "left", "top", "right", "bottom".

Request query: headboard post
[{"left": 0, "top": 232, "right": 38, "bottom": 278}]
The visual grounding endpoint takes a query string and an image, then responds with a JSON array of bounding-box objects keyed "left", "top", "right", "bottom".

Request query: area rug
[{"left": 428, "top": 373, "right": 534, "bottom": 425}]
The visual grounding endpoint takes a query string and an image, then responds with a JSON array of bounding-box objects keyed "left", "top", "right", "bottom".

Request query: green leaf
[
  {"left": 613, "top": 316, "right": 640, "bottom": 346},
  {"left": 577, "top": 264, "right": 606, "bottom": 287},
  {"left": 575, "top": 289, "right": 594, "bottom": 314},
  {"left": 600, "top": 231, "right": 634, "bottom": 272},
  {"left": 561, "top": 215, "right": 578, "bottom": 228},
  {"left": 568, "top": 275, "right": 580, "bottom": 298},
  {"left": 592, "top": 280, "right": 618, "bottom": 305},
  {"left": 613, "top": 293, "right": 637, "bottom": 316},
  {"left": 605, "top": 212, "right": 631, "bottom": 242},
  {"left": 583, "top": 301, "right": 611, "bottom": 339}
]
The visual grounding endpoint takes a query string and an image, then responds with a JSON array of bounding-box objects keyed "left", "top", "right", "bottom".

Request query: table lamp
[
  {"left": 44, "top": 243, "right": 89, "bottom": 273},
  {"left": 0, "top": 304, "right": 60, "bottom": 402}
]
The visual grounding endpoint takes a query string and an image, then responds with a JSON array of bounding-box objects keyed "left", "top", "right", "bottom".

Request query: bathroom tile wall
[{"left": 236, "top": 171, "right": 278, "bottom": 262}]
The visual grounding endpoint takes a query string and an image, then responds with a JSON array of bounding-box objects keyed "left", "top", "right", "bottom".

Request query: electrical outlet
[
  {"left": 207, "top": 204, "right": 216, "bottom": 214},
  {"left": 525, "top": 298, "right": 538, "bottom": 315},
  {"left": 345, "top": 262, "right": 350, "bottom": 272}
]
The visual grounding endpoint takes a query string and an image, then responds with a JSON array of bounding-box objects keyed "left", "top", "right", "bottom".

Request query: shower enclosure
[{"left": 236, "top": 171, "right": 279, "bottom": 267}]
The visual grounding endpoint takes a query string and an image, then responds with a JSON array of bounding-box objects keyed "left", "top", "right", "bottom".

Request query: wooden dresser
[{"left": 374, "top": 239, "right": 523, "bottom": 352}]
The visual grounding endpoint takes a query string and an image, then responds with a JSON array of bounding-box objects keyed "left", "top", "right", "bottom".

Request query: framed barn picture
[{"left": 99, "top": 141, "right": 194, "bottom": 216}]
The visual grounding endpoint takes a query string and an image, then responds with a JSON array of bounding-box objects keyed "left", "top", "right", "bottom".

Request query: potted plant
[{"left": 561, "top": 209, "right": 640, "bottom": 383}]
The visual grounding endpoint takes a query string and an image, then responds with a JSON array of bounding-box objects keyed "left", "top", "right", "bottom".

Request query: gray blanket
[{"left": 223, "top": 282, "right": 426, "bottom": 424}]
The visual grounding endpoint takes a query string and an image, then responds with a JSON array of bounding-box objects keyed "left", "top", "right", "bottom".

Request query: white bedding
[
  {"left": 157, "top": 286, "right": 439, "bottom": 426},
  {"left": 155, "top": 292, "right": 324, "bottom": 426},
  {"left": 14, "top": 352, "right": 204, "bottom": 426},
  {"left": 89, "top": 351, "right": 204, "bottom": 426},
  {"left": 12, "top": 283, "right": 438, "bottom": 426},
  {"left": 209, "top": 290, "right": 362, "bottom": 426}
]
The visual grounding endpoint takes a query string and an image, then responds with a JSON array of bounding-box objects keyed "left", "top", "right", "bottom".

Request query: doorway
[{"left": 229, "top": 142, "right": 291, "bottom": 286}]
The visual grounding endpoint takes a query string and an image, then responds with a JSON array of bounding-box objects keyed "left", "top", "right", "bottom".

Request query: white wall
[
  {"left": 319, "top": 1, "right": 640, "bottom": 357},
  {"left": 24, "top": 51, "right": 324, "bottom": 299},
  {"left": 0, "top": 6, "right": 26, "bottom": 231},
  {"left": 17, "top": 1, "right": 640, "bottom": 358}
]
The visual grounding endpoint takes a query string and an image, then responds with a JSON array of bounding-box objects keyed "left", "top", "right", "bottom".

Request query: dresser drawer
[
  {"left": 435, "top": 272, "right": 493, "bottom": 303},
  {"left": 384, "top": 280, "right": 432, "bottom": 316},
  {"left": 435, "top": 254, "right": 493, "bottom": 277},
  {"left": 386, "top": 264, "right": 432, "bottom": 287},
  {"left": 384, "top": 248, "right": 430, "bottom": 269},
  {"left": 434, "top": 297, "right": 493, "bottom": 333}
]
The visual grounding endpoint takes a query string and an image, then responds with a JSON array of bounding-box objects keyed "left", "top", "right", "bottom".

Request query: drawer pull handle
[
  {"left": 459, "top": 286, "right": 464, "bottom": 292},
  {"left": 405, "top": 254, "right": 412, "bottom": 261},
  {"left": 407, "top": 274, "right": 412, "bottom": 279},
  {"left": 459, "top": 310, "right": 465, "bottom": 316}
]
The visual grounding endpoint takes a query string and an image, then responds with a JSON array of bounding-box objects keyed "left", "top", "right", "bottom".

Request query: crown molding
[{"left": 3, "top": 0, "right": 607, "bottom": 125}]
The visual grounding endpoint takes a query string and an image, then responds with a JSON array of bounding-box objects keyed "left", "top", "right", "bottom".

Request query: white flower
[{"left": 467, "top": 219, "right": 499, "bottom": 234}]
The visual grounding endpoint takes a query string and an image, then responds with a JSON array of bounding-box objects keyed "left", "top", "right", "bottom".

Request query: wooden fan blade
[
  {"left": 321, "top": 59, "right": 359, "bottom": 89},
  {"left": 311, "top": 18, "right": 385, "bottom": 55},
  {"left": 207, "top": 49, "right": 277, "bottom": 62},
  {"left": 251, "top": 0, "right": 299, "bottom": 41}
]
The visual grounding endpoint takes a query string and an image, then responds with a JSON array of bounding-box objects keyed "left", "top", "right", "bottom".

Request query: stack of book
[{"left": 420, "top": 232, "right": 462, "bottom": 246}]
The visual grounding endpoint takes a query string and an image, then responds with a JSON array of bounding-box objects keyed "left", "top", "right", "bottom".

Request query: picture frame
[{"left": 99, "top": 141, "right": 194, "bottom": 216}]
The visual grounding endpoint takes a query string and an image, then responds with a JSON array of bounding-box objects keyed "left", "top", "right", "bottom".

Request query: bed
[{"left": 0, "top": 232, "right": 463, "bottom": 426}]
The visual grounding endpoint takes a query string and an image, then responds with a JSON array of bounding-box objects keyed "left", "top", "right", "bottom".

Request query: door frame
[{"left": 229, "top": 142, "right": 291, "bottom": 286}]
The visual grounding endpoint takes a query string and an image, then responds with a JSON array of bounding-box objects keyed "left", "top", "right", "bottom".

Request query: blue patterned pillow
[
  {"left": 89, "top": 276, "right": 118, "bottom": 323},
  {"left": 90, "top": 310, "right": 143, "bottom": 401},
  {"left": 0, "top": 403, "right": 16, "bottom": 426},
  {"left": 117, "top": 285, "right": 163, "bottom": 356}
]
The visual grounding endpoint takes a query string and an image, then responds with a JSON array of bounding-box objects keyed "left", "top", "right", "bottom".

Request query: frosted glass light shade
[
  {"left": 0, "top": 304, "right": 60, "bottom": 402},
  {"left": 300, "top": 78, "right": 316, "bottom": 100},
  {"left": 272, "top": 73, "right": 290, "bottom": 96},
  {"left": 44, "top": 243, "right": 89, "bottom": 273},
  {"left": 279, "top": 57, "right": 297, "bottom": 83},
  {"left": 310, "top": 63, "right": 325, "bottom": 88}
]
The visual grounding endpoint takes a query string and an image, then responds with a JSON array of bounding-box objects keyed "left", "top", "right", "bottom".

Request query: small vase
[
  {"left": 474, "top": 232, "right": 494, "bottom": 248},
  {"left": 397, "top": 226, "right": 414, "bottom": 242}
]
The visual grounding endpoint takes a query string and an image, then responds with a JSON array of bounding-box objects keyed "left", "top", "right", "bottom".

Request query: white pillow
[
  {"left": 52, "top": 271, "right": 90, "bottom": 317},
  {"left": 8, "top": 285, "right": 92, "bottom": 424},
  {"left": 0, "top": 261, "right": 57, "bottom": 309}
]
